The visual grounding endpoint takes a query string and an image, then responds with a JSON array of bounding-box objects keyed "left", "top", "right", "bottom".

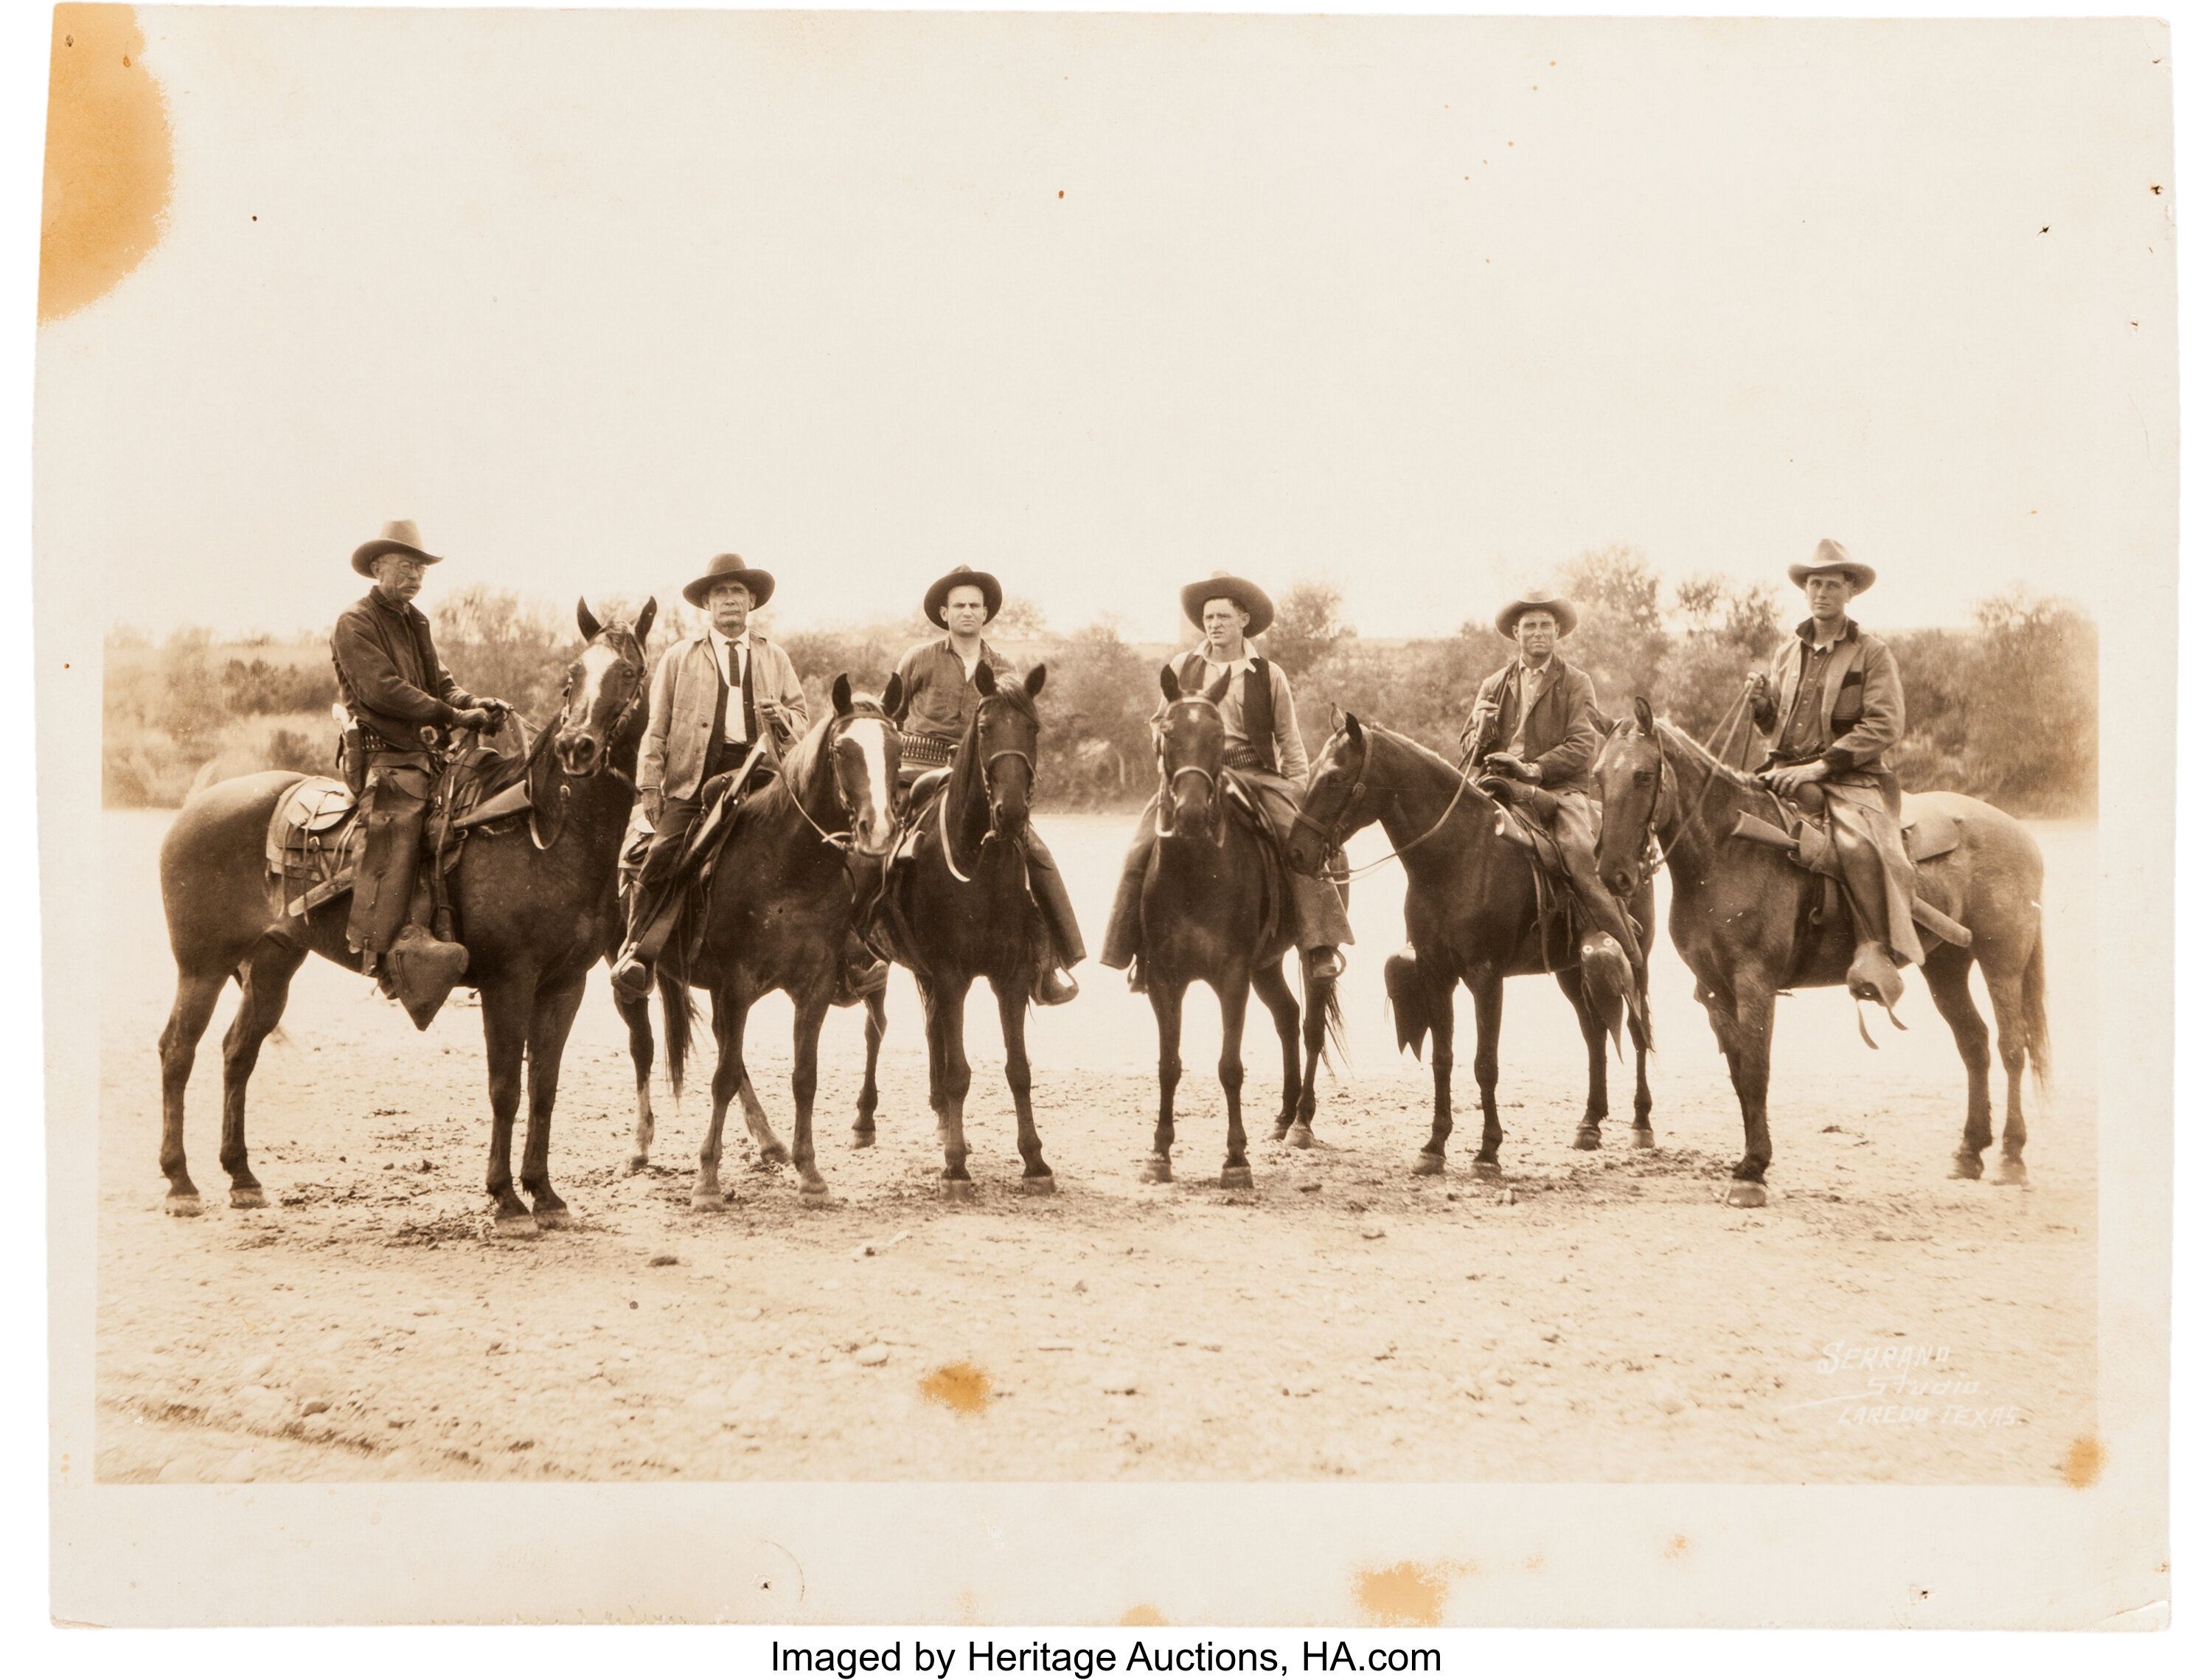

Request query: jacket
[
  {"left": 1750, "top": 618, "right": 1904, "bottom": 775},
  {"left": 891, "top": 636, "right": 1012, "bottom": 744},
  {"left": 331, "top": 590, "right": 479, "bottom": 753},
  {"left": 1460, "top": 656, "right": 1602, "bottom": 794},
  {"left": 639, "top": 631, "right": 810, "bottom": 801}
]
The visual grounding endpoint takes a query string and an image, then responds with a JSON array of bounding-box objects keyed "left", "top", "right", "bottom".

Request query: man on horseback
[
  {"left": 612, "top": 552, "right": 809, "bottom": 1000},
  {"left": 1458, "top": 589, "right": 1644, "bottom": 999},
  {"left": 1099, "top": 572, "right": 1354, "bottom": 988},
  {"left": 1745, "top": 539, "right": 1920, "bottom": 1008},
  {"left": 885, "top": 564, "right": 1084, "bottom": 1005},
  {"left": 330, "top": 519, "right": 510, "bottom": 982}
]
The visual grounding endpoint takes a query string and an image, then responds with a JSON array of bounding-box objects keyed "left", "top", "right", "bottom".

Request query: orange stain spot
[
  {"left": 1120, "top": 1604, "right": 1169, "bottom": 1626},
  {"left": 1663, "top": 1533, "right": 1691, "bottom": 1559},
  {"left": 919, "top": 1361, "right": 992, "bottom": 1413},
  {"left": 2063, "top": 1435, "right": 2106, "bottom": 1487},
  {"left": 1352, "top": 1562, "right": 1450, "bottom": 1627},
  {"left": 40, "top": 6, "right": 174, "bottom": 324}
]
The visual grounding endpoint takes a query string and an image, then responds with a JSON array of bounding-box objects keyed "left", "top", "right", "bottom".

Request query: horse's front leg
[
  {"left": 789, "top": 988, "right": 832, "bottom": 1200},
  {"left": 852, "top": 989, "right": 886, "bottom": 1148},
  {"left": 1251, "top": 958, "right": 1301, "bottom": 1144},
  {"left": 1470, "top": 969, "right": 1506, "bottom": 1179},
  {"left": 1412, "top": 966, "right": 1458, "bottom": 1175},
  {"left": 925, "top": 975, "right": 976, "bottom": 1199},
  {"left": 1216, "top": 973, "right": 1253, "bottom": 1190},
  {"left": 1725, "top": 977, "right": 1778, "bottom": 1205},
  {"left": 1143, "top": 979, "right": 1184, "bottom": 1183},
  {"left": 477, "top": 973, "right": 538, "bottom": 1237},
  {"left": 611, "top": 974, "right": 656, "bottom": 1172},
  {"left": 692, "top": 986, "right": 754, "bottom": 1212},
  {"left": 520, "top": 970, "right": 589, "bottom": 1228},
  {"left": 992, "top": 975, "right": 1055, "bottom": 1193},
  {"left": 1557, "top": 966, "right": 1608, "bottom": 1152}
]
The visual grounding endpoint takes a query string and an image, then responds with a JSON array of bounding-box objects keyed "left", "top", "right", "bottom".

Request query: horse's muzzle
[{"left": 555, "top": 732, "right": 602, "bottom": 777}]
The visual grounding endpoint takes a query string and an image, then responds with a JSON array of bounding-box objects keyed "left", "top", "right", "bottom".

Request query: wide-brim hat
[
  {"left": 682, "top": 552, "right": 777, "bottom": 609},
  {"left": 1494, "top": 590, "right": 1579, "bottom": 640},
  {"left": 1180, "top": 572, "right": 1275, "bottom": 638},
  {"left": 1787, "top": 538, "right": 1876, "bottom": 594},
  {"left": 351, "top": 518, "right": 442, "bottom": 577},
  {"left": 922, "top": 564, "right": 1003, "bottom": 625}
]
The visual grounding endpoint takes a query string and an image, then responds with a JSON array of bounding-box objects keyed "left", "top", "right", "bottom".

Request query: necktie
[{"left": 732, "top": 639, "right": 758, "bottom": 743}]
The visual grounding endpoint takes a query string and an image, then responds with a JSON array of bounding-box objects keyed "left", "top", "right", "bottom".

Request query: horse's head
[
  {"left": 1285, "top": 711, "right": 1373, "bottom": 877},
  {"left": 973, "top": 662, "right": 1046, "bottom": 839},
  {"left": 1593, "top": 696, "right": 1666, "bottom": 897},
  {"left": 554, "top": 597, "right": 657, "bottom": 777},
  {"left": 1153, "top": 663, "right": 1228, "bottom": 841},
  {"left": 824, "top": 671, "right": 903, "bottom": 863}
]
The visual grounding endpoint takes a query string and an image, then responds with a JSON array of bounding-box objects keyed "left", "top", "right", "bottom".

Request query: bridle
[
  {"left": 1616, "top": 690, "right": 1778, "bottom": 886},
  {"left": 939, "top": 700, "right": 1037, "bottom": 884},
  {"left": 529, "top": 634, "right": 645, "bottom": 851},
  {"left": 786, "top": 710, "right": 891, "bottom": 855},
  {"left": 1290, "top": 729, "right": 1488, "bottom": 884},
  {"left": 1152, "top": 698, "right": 1226, "bottom": 843}
]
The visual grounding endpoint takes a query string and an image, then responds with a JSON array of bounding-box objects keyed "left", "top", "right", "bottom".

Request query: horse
[
  {"left": 1136, "top": 665, "right": 1341, "bottom": 1188},
  {"left": 1284, "top": 715, "right": 1655, "bottom": 1178},
  {"left": 1591, "top": 700, "right": 2050, "bottom": 1204},
  {"left": 656, "top": 674, "right": 904, "bottom": 1207},
  {"left": 876, "top": 661, "right": 1058, "bottom": 1199},
  {"left": 156, "top": 599, "right": 656, "bottom": 1236}
]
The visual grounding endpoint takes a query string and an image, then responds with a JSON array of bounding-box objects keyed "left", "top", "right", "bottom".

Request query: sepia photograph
[{"left": 35, "top": 1, "right": 2175, "bottom": 1630}]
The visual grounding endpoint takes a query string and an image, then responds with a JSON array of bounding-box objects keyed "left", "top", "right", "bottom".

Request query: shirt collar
[
  {"left": 1795, "top": 616, "right": 1857, "bottom": 653},
  {"left": 1199, "top": 644, "right": 1256, "bottom": 674},
  {"left": 710, "top": 625, "right": 753, "bottom": 655},
  {"left": 1515, "top": 653, "right": 1556, "bottom": 681}
]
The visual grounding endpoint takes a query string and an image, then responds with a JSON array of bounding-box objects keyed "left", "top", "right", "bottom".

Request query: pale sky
[{"left": 36, "top": 8, "right": 2174, "bottom": 642}]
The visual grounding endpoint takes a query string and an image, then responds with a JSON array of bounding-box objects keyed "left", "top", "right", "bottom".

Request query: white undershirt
[{"left": 709, "top": 628, "right": 751, "bottom": 744}]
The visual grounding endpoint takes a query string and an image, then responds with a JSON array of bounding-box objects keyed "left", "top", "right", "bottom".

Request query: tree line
[{"left": 103, "top": 550, "right": 2094, "bottom": 817}]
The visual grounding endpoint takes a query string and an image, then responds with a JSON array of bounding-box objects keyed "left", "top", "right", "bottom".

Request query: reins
[
  {"left": 1632, "top": 688, "right": 1791, "bottom": 884},
  {"left": 1293, "top": 732, "right": 1488, "bottom": 882},
  {"left": 939, "top": 706, "right": 1037, "bottom": 884}
]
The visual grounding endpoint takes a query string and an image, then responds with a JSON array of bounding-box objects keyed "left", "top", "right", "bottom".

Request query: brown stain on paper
[
  {"left": 1119, "top": 1604, "right": 1169, "bottom": 1626},
  {"left": 918, "top": 1361, "right": 992, "bottom": 1414},
  {"left": 2062, "top": 1434, "right": 2106, "bottom": 1488},
  {"left": 40, "top": 6, "right": 174, "bottom": 323},
  {"left": 1351, "top": 1561, "right": 1452, "bottom": 1628}
]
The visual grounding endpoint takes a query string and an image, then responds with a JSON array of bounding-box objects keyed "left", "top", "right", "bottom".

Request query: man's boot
[{"left": 1837, "top": 842, "right": 1906, "bottom": 1009}]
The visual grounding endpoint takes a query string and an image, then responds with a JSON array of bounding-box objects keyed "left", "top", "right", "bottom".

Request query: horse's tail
[
  {"left": 656, "top": 966, "right": 700, "bottom": 1099},
  {"left": 1382, "top": 951, "right": 1427, "bottom": 1061},
  {"left": 2020, "top": 926, "right": 2052, "bottom": 1100},
  {"left": 1305, "top": 960, "right": 1348, "bottom": 1072}
]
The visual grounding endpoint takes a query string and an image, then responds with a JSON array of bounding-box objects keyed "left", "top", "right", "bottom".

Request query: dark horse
[
  {"left": 157, "top": 600, "right": 656, "bottom": 1235},
  {"left": 876, "top": 661, "right": 1058, "bottom": 1200},
  {"left": 1285, "top": 715, "right": 1655, "bottom": 1177},
  {"left": 657, "top": 675, "right": 903, "bottom": 1208},
  {"left": 1593, "top": 701, "right": 2050, "bottom": 1204},
  {"left": 1138, "top": 665, "right": 1340, "bottom": 1188}
]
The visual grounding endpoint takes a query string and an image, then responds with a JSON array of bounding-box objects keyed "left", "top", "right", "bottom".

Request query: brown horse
[
  {"left": 156, "top": 600, "right": 655, "bottom": 1235},
  {"left": 1137, "top": 665, "right": 1341, "bottom": 1188},
  {"left": 656, "top": 676, "right": 904, "bottom": 1208},
  {"left": 875, "top": 661, "right": 1059, "bottom": 1199},
  {"left": 1592, "top": 701, "right": 2050, "bottom": 1204},
  {"left": 1285, "top": 715, "right": 1655, "bottom": 1177}
]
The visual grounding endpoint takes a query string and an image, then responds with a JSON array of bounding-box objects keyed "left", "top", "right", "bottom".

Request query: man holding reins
[
  {"left": 1745, "top": 539, "right": 1919, "bottom": 1008},
  {"left": 330, "top": 519, "right": 511, "bottom": 982},
  {"left": 612, "top": 551, "right": 808, "bottom": 1000},
  {"left": 886, "top": 564, "right": 1084, "bottom": 1005},
  {"left": 1099, "top": 572, "right": 1354, "bottom": 988}
]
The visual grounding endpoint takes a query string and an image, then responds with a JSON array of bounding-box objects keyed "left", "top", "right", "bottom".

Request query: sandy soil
[{"left": 94, "top": 809, "right": 2098, "bottom": 1486}]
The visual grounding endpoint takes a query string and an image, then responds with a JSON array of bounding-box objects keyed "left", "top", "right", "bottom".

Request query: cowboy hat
[
  {"left": 922, "top": 564, "right": 1003, "bottom": 626},
  {"left": 1180, "top": 572, "right": 1275, "bottom": 638},
  {"left": 682, "top": 552, "right": 777, "bottom": 609},
  {"left": 351, "top": 518, "right": 442, "bottom": 577},
  {"left": 1493, "top": 589, "right": 1579, "bottom": 640},
  {"left": 1787, "top": 538, "right": 1877, "bottom": 594}
]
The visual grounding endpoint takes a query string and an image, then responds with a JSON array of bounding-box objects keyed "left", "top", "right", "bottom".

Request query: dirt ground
[{"left": 94, "top": 809, "right": 2098, "bottom": 1486}]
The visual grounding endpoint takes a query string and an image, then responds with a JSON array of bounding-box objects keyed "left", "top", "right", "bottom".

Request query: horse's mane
[{"left": 1651, "top": 718, "right": 1768, "bottom": 796}]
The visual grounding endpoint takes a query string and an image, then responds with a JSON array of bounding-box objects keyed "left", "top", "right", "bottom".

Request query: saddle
[{"left": 1726, "top": 791, "right": 1971, "bottom": 949}]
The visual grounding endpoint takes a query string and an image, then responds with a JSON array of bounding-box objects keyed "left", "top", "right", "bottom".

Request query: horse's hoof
[
  {"left": 1271, "top": 1122, "right": 1292, "bottom": 1142},
  {"left": 1019, "top": 1174, "right": 1058, "bottom": 1197},
  {"left": 799, "top": 1181, "right": 830, "bottom": 1204},
  {"left": 1285, "top": 1124, "right": 1316, "bottom": 1150},
  {"left": 625, "top": 1154, "right": 649, "bottom": 1175},
  {"left": 689, "top": 1190, "right": 729, "bottom": 1214},
  {"left": 850, "top": 1129, "right": 875, "bottom": 1149},
  {"left": 1725, "top": 1182, "right": 1767, "bottom": 1209},
  {"left": 164, "top": 1194, "right": 202, "bottom": 1218},
  {"left": 757, "top": 1145, "right": 792, "bottom": 1167},
  {"left": 533, "top": 1207, "right": 572, "bottom": 1231},
  {"left": 1220, "top": 1166, "right": 1253, "bottom": 1190},
  {"left": 1139, "top": 1156, "right": 1173, "bottom": 1185},
  {"left": 1472, "top": 1159, "right": 1503, "bottom": 1181},
  {"left": 494, "top": 1212, "right": 540, "bottom": 1240},
  {"left": 1410, "top": 1152, "right": 1444, "bottom": 1177},
  {"left": 939, "top": 1177, "right": 978, "bottom": 1204},
  {"left": 229, "top": 1187, "right": 267, "bottom": 1210},
  {"left": 1631, "top": 1128, "right": 1656, "bottom": 1151},
  {"left": 1572, "top": 1128, "right": 1601, "bottom": 1152},
  {"left": 1948, "top": 1153, "right": 1984, "bottom": 1181},
  {"left": 1994, "top": 1157, "right": 2028, "bottom": 1187}
]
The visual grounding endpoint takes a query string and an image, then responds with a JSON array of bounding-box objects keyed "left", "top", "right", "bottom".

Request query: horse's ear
[
  {"left": 1203, "top": 670, "right": 1232, "bottom": 705},
  {"left": 577, "top": 599, "right": 602, "bottom": 640},
  {"left": 974, "top": 661, "right": 999, "bottom": 697},
  {"left": 1023, "top": 662, "right": 1047, "bottom": 698},
  {"left": 1634, "top": 696, "right": 1655, "bottom": 737},
  {"left": 880, "top": 672, "right": 904, "bottom": 718},
  {"left": 1158, "top": 664, "right": 1181, "bottom": 703},
  {"left": 832, "top": 673, "right": 855, "bottom": 718},
  {"left": 632, "top": 597, "right": 657, "bottom": 643},
  {"left": 1343, "top": 712, "right": 1365, "bottom": 748}
]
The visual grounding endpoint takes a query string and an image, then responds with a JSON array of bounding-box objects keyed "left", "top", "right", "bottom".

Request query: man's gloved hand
[
  {"left": 453, "top": 707, "right": 495, "bottom": 733},
  {"left": 1760, "top": 760, "right": 1829, "bottom": 798},
  {"left": 641, "top": 788, "right": 664, "bottom": 826},
  {"left": 1485, "top": 753, "right": 1542, "bottom": 784}
]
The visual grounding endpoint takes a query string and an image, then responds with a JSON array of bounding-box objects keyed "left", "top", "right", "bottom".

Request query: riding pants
[
  {"left": 1820, "top": 782, "right": 1924, "bottom": 968},
  {"left": 347, "top": 753, "right": 433, "bottom": 962}
]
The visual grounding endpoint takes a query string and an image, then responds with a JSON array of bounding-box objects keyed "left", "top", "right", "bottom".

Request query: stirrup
[{"left": 1307, "top": 946, "right": 1345, "bottom": 982}]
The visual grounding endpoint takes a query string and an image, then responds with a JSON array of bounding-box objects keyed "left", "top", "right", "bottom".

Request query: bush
[{"left": 1037, "top": 621, "right": 1155, "bottom": 808}]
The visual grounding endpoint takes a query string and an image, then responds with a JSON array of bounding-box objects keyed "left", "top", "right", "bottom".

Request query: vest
[
  {"left": 1177, "top": 650, "right": 1277, "bottom": 776},
  {"left": 705, "top": 639, "right": 758, "bottom": 777}
]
